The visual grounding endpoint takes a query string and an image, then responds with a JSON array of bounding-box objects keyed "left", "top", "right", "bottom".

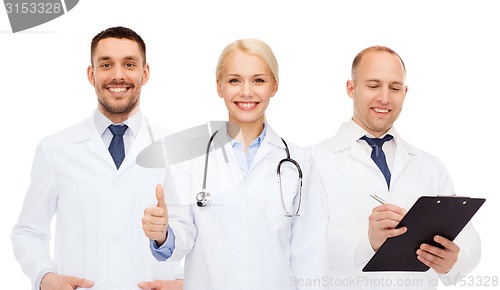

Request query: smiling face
[
  {"left": 87, "top": 37, "right": 149, "bottom": 123},
  {"left": 347, "top": 50, "right": 407, "bottom": 137},
  {"left": 217, "top": 50, "right": 277, "bottom": 127}
]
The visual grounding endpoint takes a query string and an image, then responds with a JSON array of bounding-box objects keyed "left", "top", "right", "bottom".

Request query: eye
[
  {"left": 100, "top": 63, "right": 111, "bottom": 68},
  {"left": 254, "top": 78, "right": 265, "bottom": 83},
  {"left": 368, "top": 85, "right": 378, "bottom": 89},
  {"left": 390, "top": 87, "right": 401, "bottom": 92},
  {"left": 228, "top": 79, "right": 240, "bottom": 83},
  {"left": 125, "top": 63, "right": 136, "bottom": 68}
]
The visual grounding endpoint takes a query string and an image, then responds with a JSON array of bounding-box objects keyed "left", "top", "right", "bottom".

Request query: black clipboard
[{"left": 362, "top": 196, "right": 485, "bottom": 272}]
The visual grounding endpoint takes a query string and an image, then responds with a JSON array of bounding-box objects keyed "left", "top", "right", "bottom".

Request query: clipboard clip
[
  {"left": 436, "top": 194, "right": 471, "bottom": 205},
  {"left": 436, "top": 194, "right": 470, "bottom": 198}
]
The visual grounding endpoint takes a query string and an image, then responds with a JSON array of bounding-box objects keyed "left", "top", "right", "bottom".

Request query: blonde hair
[{"left": 215, "top": 38, "right": 279, "bottom": 86}]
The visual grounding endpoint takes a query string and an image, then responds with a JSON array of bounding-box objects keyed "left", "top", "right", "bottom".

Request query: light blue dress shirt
[{"left": 228, "top": 124, "right": 267, "bottom": 176}]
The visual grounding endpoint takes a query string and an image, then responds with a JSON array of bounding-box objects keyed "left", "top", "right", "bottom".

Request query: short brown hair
[{"left": 90, "top": 26, "right": 146, "bottom": 66}]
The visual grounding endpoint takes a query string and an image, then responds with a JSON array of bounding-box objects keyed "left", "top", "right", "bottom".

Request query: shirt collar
[
  {"left": 94, "top": 109, "right": 142, "bottom": 137},
  {"left": 228, "top": 123, "right": 267, "bottom": 148},
  {"left": 348, "top": 118, "right": 397, "bottom": 140}
]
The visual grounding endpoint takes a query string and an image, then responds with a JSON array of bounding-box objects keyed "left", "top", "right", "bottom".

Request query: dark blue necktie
[
  {"left": 361, "top": 134, "right": 393, "bottom": 189},
  {"left": 108, "top": 124, "right": 128, "bottom": 169}
]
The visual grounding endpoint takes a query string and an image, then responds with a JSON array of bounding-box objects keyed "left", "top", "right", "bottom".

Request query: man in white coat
[
  {"left": 11, "top": 26, "right": 182, "bottom": 290},
  {"left": 311, "top": 46, "right": 481, "bottom": 289}
]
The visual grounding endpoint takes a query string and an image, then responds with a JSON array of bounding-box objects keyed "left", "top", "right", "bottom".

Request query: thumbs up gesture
[{"left": 142, "top": 184, "right": 169, "bottom": 246}]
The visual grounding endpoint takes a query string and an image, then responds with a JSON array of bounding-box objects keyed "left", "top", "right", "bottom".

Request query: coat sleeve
[
  {"left": 290, "top": 149, "right": 330, "bottom": 289},
  {"left": 10, "top": 140, "right": 58, "bottom": 290},
  {"left": 163, "top": 161, "right": 197, "bottom": 262},
  {"left": 435, "top": 159, "right": 482, "bottom": 285}
]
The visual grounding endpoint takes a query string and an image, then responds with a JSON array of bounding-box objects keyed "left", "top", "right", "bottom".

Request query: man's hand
[
  {"left": 417, "top": 235, "right": 460, "bottom": 274},
  {"left": 368, "top": 203, "right": 407, "bottom": 251},
  {"left": 138, "top": 279, "right": 183, "bottom": 290},
  {"left": 40, "top": 272, "right": 94, "bottom": 290},
  {"left": 142, "top": 184, "right": 169, "bottom": 246}
]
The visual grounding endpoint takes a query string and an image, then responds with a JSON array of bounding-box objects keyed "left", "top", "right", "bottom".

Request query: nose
[
  {"left": 111, "top": 66, "right": 126, "bottom": 81},
  {"left": 378, "top": 87, "right": 390, "bottom": 104},
  {"left": 240, "top": 82, "right": 254, "bottom": 98}
]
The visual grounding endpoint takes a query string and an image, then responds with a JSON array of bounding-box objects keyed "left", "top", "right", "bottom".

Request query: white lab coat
[
  {"left": 163, "top": 123, "right": 329, "bottom": 290},
  {"left": 311, "top": 121, "right": 481, "bottom": 290},
  {"left": 11, "top": 112, "right": 182, "bottom": 290}
]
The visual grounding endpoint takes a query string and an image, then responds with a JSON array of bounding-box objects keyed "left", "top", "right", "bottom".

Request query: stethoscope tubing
[{"left": 197, "top": 130, "right": 303, "bottom": 217}]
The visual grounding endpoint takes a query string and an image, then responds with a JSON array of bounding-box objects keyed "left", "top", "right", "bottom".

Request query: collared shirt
[
  {"left": 349, "top": 119, "right": 396, "bottom": 171},
  {"left": 94, "top": 109, "right": 142, "bottom": 153},
  {"left": 228, "top": 124, "right": 267, "bottom": 175}
]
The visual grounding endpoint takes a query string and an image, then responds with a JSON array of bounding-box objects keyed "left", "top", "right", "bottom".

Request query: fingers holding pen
[{"left": 368, "top": 203, "right": 407, "bottom": 251}]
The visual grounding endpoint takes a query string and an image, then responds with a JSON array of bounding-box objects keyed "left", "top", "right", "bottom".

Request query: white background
[{"left": 1, "top": 1, "right": 498, "bottom": 289}]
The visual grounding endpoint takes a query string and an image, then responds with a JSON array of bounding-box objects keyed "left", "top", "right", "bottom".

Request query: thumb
[
  {"left": 138, "top": 281, "right": 158, "bottom": 289},
  {"left": 156, "top": 184, "right": 166, "bottom": 208},
  {"left": 69, "top": 277, "right": 94, "bottom": 288}
]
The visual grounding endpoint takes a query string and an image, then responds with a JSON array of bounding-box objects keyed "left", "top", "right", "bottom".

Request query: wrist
[{"left": 40, "top": 272, "right": 56, "bottom": 289}]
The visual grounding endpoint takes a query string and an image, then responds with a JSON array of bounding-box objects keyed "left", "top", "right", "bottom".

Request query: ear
[
  {"left": 141, "top": 63, "right": 150, "bottom": 85},
  {"left": 216, "top": 79, "right": 223, "bottom": 98},
  {"left": 270, "top": 81, "right": 278, "bottom": 97},
  {"left": 346, "top": 79, "right": 355, "bottom": 99},
  {"left": 87, "top": 65, "right": 95, "bottom": 86}
]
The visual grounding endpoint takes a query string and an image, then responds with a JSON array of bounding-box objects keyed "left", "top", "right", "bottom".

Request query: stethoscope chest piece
[{"left": 196, "top": 191, "right": 211, "bottom": 207}]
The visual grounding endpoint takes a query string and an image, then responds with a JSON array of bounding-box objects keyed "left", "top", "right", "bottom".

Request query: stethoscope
[{"left": 196, "top": 130, "right": 303, "bottom": 217}]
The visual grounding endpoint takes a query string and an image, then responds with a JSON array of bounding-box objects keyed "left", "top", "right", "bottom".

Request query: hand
[
  {"left": 142, "top": 184, "right": 169, "bottom": 246},
  {"left": 138, "top": 279, "right": 183, "bottom": 290},
  {"left": 40, "top": 272, "right": 94, "bottom": 290},
  {"left": 368, "top": 203, "right": 407, "bottom": 251},
  {"left": 417, "top": 235, "right": 460, "bottom": 274}
]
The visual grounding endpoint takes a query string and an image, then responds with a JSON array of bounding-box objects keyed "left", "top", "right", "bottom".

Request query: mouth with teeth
[
  {"left": 108, "top": 87, "right": 127, "bottom": 93},
  {"left": 106, "top": 82, "right": 133, "bottom": 95},
  {"left": 372, "top": 107, "right": 390, "bottom": 114},
  {"left": 235, "top": 101, "right": 259, "bottom": 110}
]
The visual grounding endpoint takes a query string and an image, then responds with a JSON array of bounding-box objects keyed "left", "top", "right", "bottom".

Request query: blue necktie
[
  {"left": 108, "top": 124, "right": 128, "bottom": 169},
  {"left": 361, "top": 134, "right": 393, "bottom": 189}
]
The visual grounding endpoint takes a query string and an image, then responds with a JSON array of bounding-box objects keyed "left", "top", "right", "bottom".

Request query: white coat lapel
[
  {"left": 75, "top": 115, "right": 117, "bottom": 170},
  {"left": 118, "top": 116, "right": 156, "bottom": 173},
  {"left": 248, "top": 125, "right": 285, "bottom": 175},
  {"left": 390, "top": 136, "right": 417, "bottom": 184},
  {"left": 349, "top": 144, "right": 378, "bottom": 169},
  {"left": 333, "top": 122, "right": 378, "bottom": 169},
  {"left": 213, "top": 123, "right": 245, "bottom": 180}
]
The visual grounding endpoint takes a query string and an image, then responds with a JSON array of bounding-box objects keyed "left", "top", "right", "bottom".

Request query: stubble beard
[{"left": 97, "top": 90, "right": 140, "bottom": 120}]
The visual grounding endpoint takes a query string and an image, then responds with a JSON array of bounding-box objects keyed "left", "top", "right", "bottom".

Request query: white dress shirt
[{"left": 94, "top": 109, "right": 143, "bottom": 153}]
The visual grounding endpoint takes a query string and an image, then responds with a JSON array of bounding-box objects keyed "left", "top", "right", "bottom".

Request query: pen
[{"left": 370, "top": 194, "right": 386, "bottom": 204}]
